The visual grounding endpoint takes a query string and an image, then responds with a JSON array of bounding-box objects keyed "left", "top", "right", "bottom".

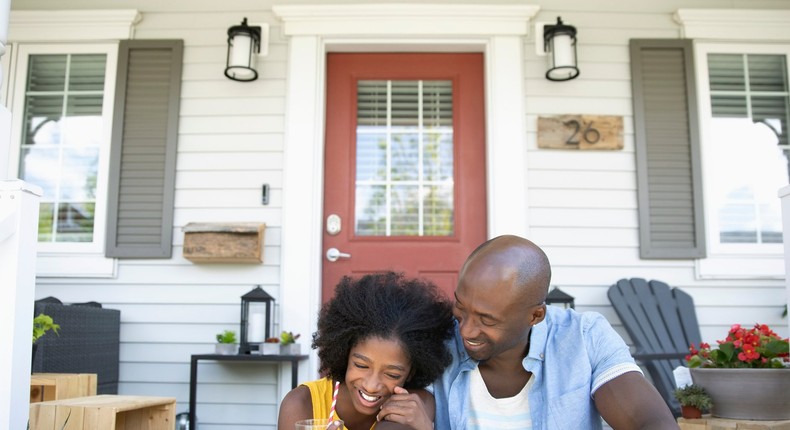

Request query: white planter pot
[
  {"left": 280, "top": 343, "right": 301, "bottom": 355},
  {"left": 261, "top": 343, "right": 280, "bottom": 355},
  {"left": 215, "top": 343, "right": 237, "bottom": 355}
]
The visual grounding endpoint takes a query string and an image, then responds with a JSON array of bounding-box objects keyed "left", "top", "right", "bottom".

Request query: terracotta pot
[
  {"left": 690, "top": 368, "right": 790, "bottom": 420},
  {"left": 681, "top": 405, "right": 702, "bottom": 419}
]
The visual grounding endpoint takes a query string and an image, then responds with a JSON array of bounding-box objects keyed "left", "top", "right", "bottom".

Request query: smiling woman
[{"left": 277, "top": 272, "right": 455, "bottom": 430}]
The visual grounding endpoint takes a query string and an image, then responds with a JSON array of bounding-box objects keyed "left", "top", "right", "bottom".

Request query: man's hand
[{"left": 377, "top": 387, "right": 433, "bottom": 430}]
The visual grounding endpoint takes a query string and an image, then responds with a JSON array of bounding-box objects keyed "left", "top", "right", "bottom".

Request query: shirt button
[{"left": 540, "top": 353, "right": 544, "bottom": 359}]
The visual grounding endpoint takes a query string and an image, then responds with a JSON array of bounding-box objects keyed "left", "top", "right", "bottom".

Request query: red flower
[{"left": 685, "top": 323, "right": 789, "bottom": 369}]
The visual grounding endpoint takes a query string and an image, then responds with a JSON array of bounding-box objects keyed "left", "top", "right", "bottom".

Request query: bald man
[{"left": 431, "top": 235, "right": 678, "bottom": 429}]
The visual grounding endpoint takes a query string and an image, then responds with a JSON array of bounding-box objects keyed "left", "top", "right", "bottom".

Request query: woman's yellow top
[{"left": 301, "top": 377, "right": 376, "bottom": 430}]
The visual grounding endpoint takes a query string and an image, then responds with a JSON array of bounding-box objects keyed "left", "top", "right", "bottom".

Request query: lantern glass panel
[{"left": 247, "top": 302, "right": 268, "bottom": 343}]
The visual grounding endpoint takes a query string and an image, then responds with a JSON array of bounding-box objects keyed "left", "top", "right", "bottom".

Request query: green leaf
[
  {"left": 760, "top": 339, "right": 789, "bottom": 357},
  {"left": 32, "top": 314, "right": 60, "bottom": 344},
  {"left": 687, "top": 355, "right": 704, "bottom": 368},
  {"left": 216, "top": 330, "right": 236, "bottom": 344}
]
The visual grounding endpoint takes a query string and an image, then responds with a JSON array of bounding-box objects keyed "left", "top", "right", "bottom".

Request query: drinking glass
[{"left": 294, "top": 418, "right": 344, "bottom": 430}]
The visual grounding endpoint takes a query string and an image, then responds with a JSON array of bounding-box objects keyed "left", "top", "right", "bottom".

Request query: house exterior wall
[{"left": 4, "top": 1, "right": 789, "bottom": 429}]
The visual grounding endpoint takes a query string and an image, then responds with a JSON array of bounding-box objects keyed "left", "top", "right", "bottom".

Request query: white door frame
[{"left": 273, "top": 3, "right": 539, "bottom": 400}]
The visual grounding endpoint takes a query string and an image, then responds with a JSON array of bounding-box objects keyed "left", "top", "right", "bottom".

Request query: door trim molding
[
  {"left": 274, "top": 4, "right": 539, "bottom": 36},
  {"left": 273, "top": 3, "right": 538, "bottom": 396}
]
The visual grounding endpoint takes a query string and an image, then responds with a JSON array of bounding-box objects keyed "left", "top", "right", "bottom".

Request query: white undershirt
[{"left": 468, "top": 365, "right": 534, "bottom": 429}]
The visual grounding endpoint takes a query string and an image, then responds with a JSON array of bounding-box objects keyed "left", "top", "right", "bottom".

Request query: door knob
[{"left": 326, "top": 247, "right": 351, "bottom": 262}]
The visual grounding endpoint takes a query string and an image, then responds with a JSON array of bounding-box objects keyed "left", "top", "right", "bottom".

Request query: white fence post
[
  {"left": 0, "top": 180, "right": 41, "bottom": 430},
  {"left": 779, "top": 185, "right": 790, "bottom": 338},
  {"left": 1, "top": 0, "right": 11, "bottom": 181}
]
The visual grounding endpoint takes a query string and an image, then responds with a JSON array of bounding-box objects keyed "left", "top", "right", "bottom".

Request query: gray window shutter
[
  {"left": 106, "top": 40, "right": 183, "bottom": 258},
  {"left": 630, "top": 39, "right": 706, "bottom": 259}
]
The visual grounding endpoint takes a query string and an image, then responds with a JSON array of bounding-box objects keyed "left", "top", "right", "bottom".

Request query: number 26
[{"left": 564, "top": 120, "right": 601, "bottom": 145}]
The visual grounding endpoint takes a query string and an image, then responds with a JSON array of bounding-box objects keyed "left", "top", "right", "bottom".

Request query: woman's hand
[
  {"left": 326, "top": 420, "right": 344, "bottom": 430},
  {"left": 377, "top": 387, "right": 434, "bottom": 430}
]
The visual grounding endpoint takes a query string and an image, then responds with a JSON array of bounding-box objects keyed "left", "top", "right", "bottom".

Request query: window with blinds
[
  {"left": 19, "top": 54, "right": 107, "bottom": 242},
  {"left": 707, "top": 53, "right": 789, "bottom": 244},
  {"left": 355, "top": 80, "right": 454, "bottom": 236}
]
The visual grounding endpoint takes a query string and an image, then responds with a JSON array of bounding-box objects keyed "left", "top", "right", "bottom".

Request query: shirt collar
[{"left": 527, "top": 316, "right": 548, "bottom": 361}]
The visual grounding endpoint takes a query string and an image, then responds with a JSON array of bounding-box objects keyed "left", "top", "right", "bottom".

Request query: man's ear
[{"left": 530, "top": 304, "right": 547, "bottom": 326}]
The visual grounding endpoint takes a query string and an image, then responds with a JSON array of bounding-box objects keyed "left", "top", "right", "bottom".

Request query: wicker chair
[{"left": 32, "top": 297, "right": 121, "bottom": 394}]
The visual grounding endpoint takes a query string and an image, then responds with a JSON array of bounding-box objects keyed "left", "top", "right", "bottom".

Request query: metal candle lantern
[
  {"left": 546, "top": 286, "right": 575, "bottom": 309},
  {"left": 239, "top": 285, "right": 274, "bottom": 354}
]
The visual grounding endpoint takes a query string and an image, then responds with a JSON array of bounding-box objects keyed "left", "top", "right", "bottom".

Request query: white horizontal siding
[
  {"left": 176, "top": 134, "right": 284, "bottom": 152},
  {"left": 9, "top": 1, "right": 788, "bottom": 429},
  {"left": 177, "top": 171, "right": 283, "bottom": 189}
]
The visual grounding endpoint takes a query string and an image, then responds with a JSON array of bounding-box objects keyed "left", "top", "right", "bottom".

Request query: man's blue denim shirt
[{"left": 431, "top": 306, "right": 642, "bottom": 430}]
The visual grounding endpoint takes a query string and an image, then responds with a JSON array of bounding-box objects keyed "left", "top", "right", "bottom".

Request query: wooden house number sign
[{"left": 537, "top": 115, "right": 623, "bottom": 150}]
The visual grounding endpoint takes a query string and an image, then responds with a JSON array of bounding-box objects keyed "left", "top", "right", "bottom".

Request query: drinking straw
[{"left": 328, "top": 380, "right": 340, "bottom": 422}]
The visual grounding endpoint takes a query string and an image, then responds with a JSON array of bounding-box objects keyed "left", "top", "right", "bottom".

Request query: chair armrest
[{"left": 632, "top": 351, "right": 688, "bottom": 361}]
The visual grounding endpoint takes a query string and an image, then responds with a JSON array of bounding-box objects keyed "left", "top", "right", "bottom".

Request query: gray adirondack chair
[{"left": 607, "top": 278, "right": 701, "bottom": 416}]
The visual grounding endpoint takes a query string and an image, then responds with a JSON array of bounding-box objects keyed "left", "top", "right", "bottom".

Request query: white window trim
[
  {"left": 694, "top": 43, "right": 790, "bottom": 279},
  {"left": 5, "top": 10, "right": 139, "bottom": 278},
  {"left": 675, "top": 9, "right": 790, "bottom": 279},
  {"left": 9, "top": 10, "right": 141, "bottom": 42}
]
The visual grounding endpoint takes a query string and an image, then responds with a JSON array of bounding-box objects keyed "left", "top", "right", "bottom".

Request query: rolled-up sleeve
[{"left": 584, "top": 313, "right": 643, "bottom": 396}]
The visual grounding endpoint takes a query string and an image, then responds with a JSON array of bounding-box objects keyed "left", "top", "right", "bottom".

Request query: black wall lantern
[
  {"left": 543, "top": 16, "right": 580, "bottom": 82},
  {"left": 239, "top": 285, "right": 274, "bottom": 354},
  {"left": 546, "top": 286, "right": 575, "bottom": 309},
  {"left": 225, "top": 17, "right": 261, "bottom": 82}
]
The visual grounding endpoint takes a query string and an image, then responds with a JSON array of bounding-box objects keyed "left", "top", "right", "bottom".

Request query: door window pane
[
  {"left": 19, "top": 53, "right": 106, "bottom": 243},
  {"left": 355, "top": 80, "right": 454, "bottom": 237},
  {"left": 707, "top": 53, "right": 789, "bottom": 245}
]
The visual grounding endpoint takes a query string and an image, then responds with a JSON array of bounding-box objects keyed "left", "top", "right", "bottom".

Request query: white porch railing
[{"left": 0, "top": 180, "right": 41, "bottom": 430}]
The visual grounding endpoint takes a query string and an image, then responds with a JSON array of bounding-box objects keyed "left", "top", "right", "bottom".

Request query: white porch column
[
  {"left": 779, "top": 185, "right": 790, "bottom": 337},
  {"left": 1, "top": 0, "right": 10, "bottom": 181},
  {"left": 0, "top": 180, "right": 41, "bottom": 430},
  {"left": 277, "top": 34, "right": 325, "bottom": 402},
  {"left": 485, "top": 35, "right": 529, "bottom": 238}
]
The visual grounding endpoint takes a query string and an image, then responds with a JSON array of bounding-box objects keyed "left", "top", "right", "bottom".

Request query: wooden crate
[
  {"left": 183, "top": 222, "right": 266, "bottom": 263},
  {"left": 679, "top": 417, "right": 790, "bottom": 430},
  {"left": 30, "top": 373, "right": 97, "bottom": 403},
  {"left": 29, "top": 395, "right": 176, "bottom": 430}
]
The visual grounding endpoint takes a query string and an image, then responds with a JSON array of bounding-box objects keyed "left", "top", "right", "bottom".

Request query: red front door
[{"left": 322, "top": 53, "right": 486, "bottom": 300}]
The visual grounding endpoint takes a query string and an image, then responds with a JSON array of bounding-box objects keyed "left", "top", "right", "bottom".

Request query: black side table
[{"left": 189, "top": 353, "right": 309, "bottom": 430}]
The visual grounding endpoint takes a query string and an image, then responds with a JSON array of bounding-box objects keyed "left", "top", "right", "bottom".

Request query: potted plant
[
  {"left": 279, "top": 331, "right": 301, "bottom": 355},
  {"left": 261, "top": 336, "right": 280, "bottom": 355},
  {"left": 33, "top": 313, "right": 60, "bottom": 344},
  {"left": 686, "top": 323, "right": 789, "bottom": 420},
  {"left": 673, "top": 384, "right": 712, "bottom": 419},
  {"left": 32, "top": 314, "right": 60, "bottom": 366},
  {"left": 215, "top": 330, "right": 238, "bottom": 355}
]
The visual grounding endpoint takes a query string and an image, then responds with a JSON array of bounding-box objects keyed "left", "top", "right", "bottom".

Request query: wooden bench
[
  {"left": 679, "top": 417, "right": 790, "bottom": 430},
  {"left": 29, "top": 395, "right": 176, "bottom": 430},
  {"left": 30, "top": 373, "right": 97, "bottom": 403}
]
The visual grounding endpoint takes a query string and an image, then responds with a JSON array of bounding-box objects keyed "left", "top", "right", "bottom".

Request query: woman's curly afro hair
[{"left": 313, "top": 271, "right": 454, "bottom": 389}]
